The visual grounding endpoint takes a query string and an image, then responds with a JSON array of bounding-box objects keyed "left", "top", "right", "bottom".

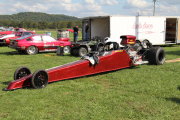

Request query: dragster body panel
[
  {"left": 47, "top": 50, "right": 132, "bottom": 82},
  {"left": 6, "top": 50, "right": 132, "bottom": 90}
]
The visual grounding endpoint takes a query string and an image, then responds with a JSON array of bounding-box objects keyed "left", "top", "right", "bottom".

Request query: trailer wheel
[
  {"left": 31, "top": 70, "right": 48, "bottom": 89},
  {"left": 147, "top": 47, "right": 165, "bottom": 65},
  {"left": 70, "top": 48, "right": 78, "bottom": 56},
  {"left": 26, "top": 46, "right": 38, "bottom": 55},
  {"left": 78, "top": 47, "right": 88, "bottom": 57},
  {"left": 70, "top": 48, "right": 75, "bottom": 56},
  {"left": 14, "top": 67, "right": 31, "bottom": 80}
]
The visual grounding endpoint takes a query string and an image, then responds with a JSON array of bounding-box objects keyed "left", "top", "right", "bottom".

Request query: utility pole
[{"left": 153, "top": 0, "right": 157, "bottom": 16}]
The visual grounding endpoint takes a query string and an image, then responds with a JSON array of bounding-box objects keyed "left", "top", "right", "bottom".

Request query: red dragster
[
  {"left": 0, "top": 31, "right": 35, "bottom": 45},
  {"left": 9, "top": 34, "right": 71, "bottom": 55},
  {"left": 5, "top": 35, "right": 165, "bottom": 91}
]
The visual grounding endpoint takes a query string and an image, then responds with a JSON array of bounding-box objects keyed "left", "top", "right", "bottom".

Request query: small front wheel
[
  {"left": 14, "top": 66, "right": 31, "bottom": 80},
  {"left": 31, "top": 70, "right": 48, "bottom": 89}
]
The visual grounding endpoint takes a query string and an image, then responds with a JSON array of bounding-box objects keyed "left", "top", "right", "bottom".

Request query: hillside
[{"left": 0, "top": 12, "right": 79, "bottom": 22}]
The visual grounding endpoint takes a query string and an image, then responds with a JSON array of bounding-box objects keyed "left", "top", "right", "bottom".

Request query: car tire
[
  {"left": 70, "top": 48, "right": 75, "bottom": 56},
  {"left": 26, "top": 46, "right": 38, "bottom": 55},
  {"left": 31, "top": 70, "right": 48, "bottom": 89},
  {"left": 113, "top": 42, "right": 119, "bottom": 50},
  {"left": 135, "top": 40, "right": 142, "bottom": 46},
  {"left": 56, "top": 46, "right": 64, "bottom": 56},
  {"left": 97, "top": 45, "right": 104, "bottom": 52},
  {"left": 147, "top": 47, "right": 165, "bottom": 65},
  {"left": 70, "top": 48, "right": 77, "bottom": 56},
  {"left": 142, "top": 40, "right": 152, "bottom": 49},
  {"left": 63, "top": 46, "right": 71, "bottom": 54},
  {"left": 14, "top": 66, "right": 31, "bottom": 80},
  {"left": 78, "top": 47, "right": 88, "bottom": 57}
]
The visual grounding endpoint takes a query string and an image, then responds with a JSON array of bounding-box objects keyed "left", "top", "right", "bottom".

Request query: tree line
[{"left": 0, "top": 20, "right": 82, "bottom": 29}]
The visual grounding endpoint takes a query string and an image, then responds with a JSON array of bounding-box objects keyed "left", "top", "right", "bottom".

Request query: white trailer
[{"left": 82, "top": 16, "right": 180, "bottom": 46}]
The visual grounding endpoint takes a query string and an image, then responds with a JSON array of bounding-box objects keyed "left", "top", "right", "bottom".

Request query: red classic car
[
  {"left": 9, "top": 34, "right": 71, "bottom": 55},
  {"left": 0, "top": 31, "right": 35, "bottom": 45},
  {"left": 0, "top": 28, "right": 26, "bottom": 36}
]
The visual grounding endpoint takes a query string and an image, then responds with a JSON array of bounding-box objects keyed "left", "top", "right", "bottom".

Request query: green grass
[{"left": 0, "top": 45, "right": 179, "bottom": 120}]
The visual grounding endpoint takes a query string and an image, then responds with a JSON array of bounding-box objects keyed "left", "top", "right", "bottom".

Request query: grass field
[{"left": 0, "top": 45, "right": 179, "bottom": 120}]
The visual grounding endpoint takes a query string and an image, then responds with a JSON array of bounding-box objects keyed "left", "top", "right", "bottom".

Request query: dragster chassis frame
[{"left": 5, "top": 50, "right": 133, "bottom": 90}]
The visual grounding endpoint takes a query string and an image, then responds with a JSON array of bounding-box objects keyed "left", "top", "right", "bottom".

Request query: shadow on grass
[
  {"left": 165, "top": 85, "right": 180, "bottom": 104},
  {"left": 166, "top": 50, "right": 180, "bottom": 56},
  {"left": 0, "top": 50, "right": 68, "bottom": 56},
  {"left": 166, "top": 97, "right": 180, "bottom": 104},
  {"left": 0, "top": 51, "right": 26, "bottom": 55},
  {"left": 1, "top": 81, "right": 12, "bottom": 85},
  {"left": 177, "top": 85, "right": 180, "bottom": 90}
]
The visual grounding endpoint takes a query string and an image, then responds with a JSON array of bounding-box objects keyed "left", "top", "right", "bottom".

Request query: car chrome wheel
[
  {"left": 63, "top": 46, "right": 70, "bottom": 54},
  {"left": 26, "top": 46, "right": 38, "bottom": 55}
]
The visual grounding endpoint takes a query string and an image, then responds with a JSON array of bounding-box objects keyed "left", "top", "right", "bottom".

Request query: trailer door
[
  {"left": 137, "top": 17, "right": 166, "bottom": 45},
  {"left": 176, "top": 18, "right": 180, "bottom": 44},
  {"left": 165, "top": 18, "right": 177, "bottom": 44},
  {"left": 90, "top": 17, "right": 110, "bottom": 41}
]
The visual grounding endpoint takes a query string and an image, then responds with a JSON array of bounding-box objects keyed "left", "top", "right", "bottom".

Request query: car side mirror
[{"left": 26, "top": 38, "right": 32, "bottom": 41}]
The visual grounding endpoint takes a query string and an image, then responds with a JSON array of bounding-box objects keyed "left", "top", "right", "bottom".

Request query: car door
[
  {"left": 31, "top": 35, "right": 44, "bottom": 51},
  {"left": 42, "top": 35, "right": 59, "bottom": 51}
]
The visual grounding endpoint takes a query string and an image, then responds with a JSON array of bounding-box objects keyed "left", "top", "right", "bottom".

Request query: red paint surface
[
  {"left": 9, "top": 34, "right": 71, "bottom": 52},
  {"left": 6, "top": 50, "right": 132, "bottom": 90}
]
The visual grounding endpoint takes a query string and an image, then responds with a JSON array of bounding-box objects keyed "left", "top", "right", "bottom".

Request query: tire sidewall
[
  {"left": 148, "top": 47, "right": 165, "bottom": 65},
  {"left": 63, "top": 46, "right": 71, "bottom": 54},
  {"left": 14, "top": 66, "right": 31, "bottom": 80},
  {"left": 31, "top": 70, "right": 48, "bottom": 89},
  {"left": 78, "top": 47, "right": 88, "bottom": 57},
  {"left": 155, "top": 47, "right": 165, "bottom": 65},
  {"left": 26, "top": 46, "right": 38, "bottom": 55}
]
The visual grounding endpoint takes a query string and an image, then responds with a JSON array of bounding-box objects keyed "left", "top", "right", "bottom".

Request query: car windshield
[
  {"left": 42, "top": 35, "right": 57, "bottom": 42},
  {"left": 22, "top": 32, "right": 33, "bottom": 36},
  {"left": 16, "top": 34, "right": 32, "bottom": 40}
]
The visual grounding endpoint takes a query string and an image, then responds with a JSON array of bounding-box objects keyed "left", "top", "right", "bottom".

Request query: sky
[{"left": 0, "top": 0, "right": 179, "bottom": 18}]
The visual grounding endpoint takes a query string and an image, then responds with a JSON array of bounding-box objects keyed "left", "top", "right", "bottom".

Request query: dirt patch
[{"left": 166, "top": 58, "right": 180, "bottom": 63}]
